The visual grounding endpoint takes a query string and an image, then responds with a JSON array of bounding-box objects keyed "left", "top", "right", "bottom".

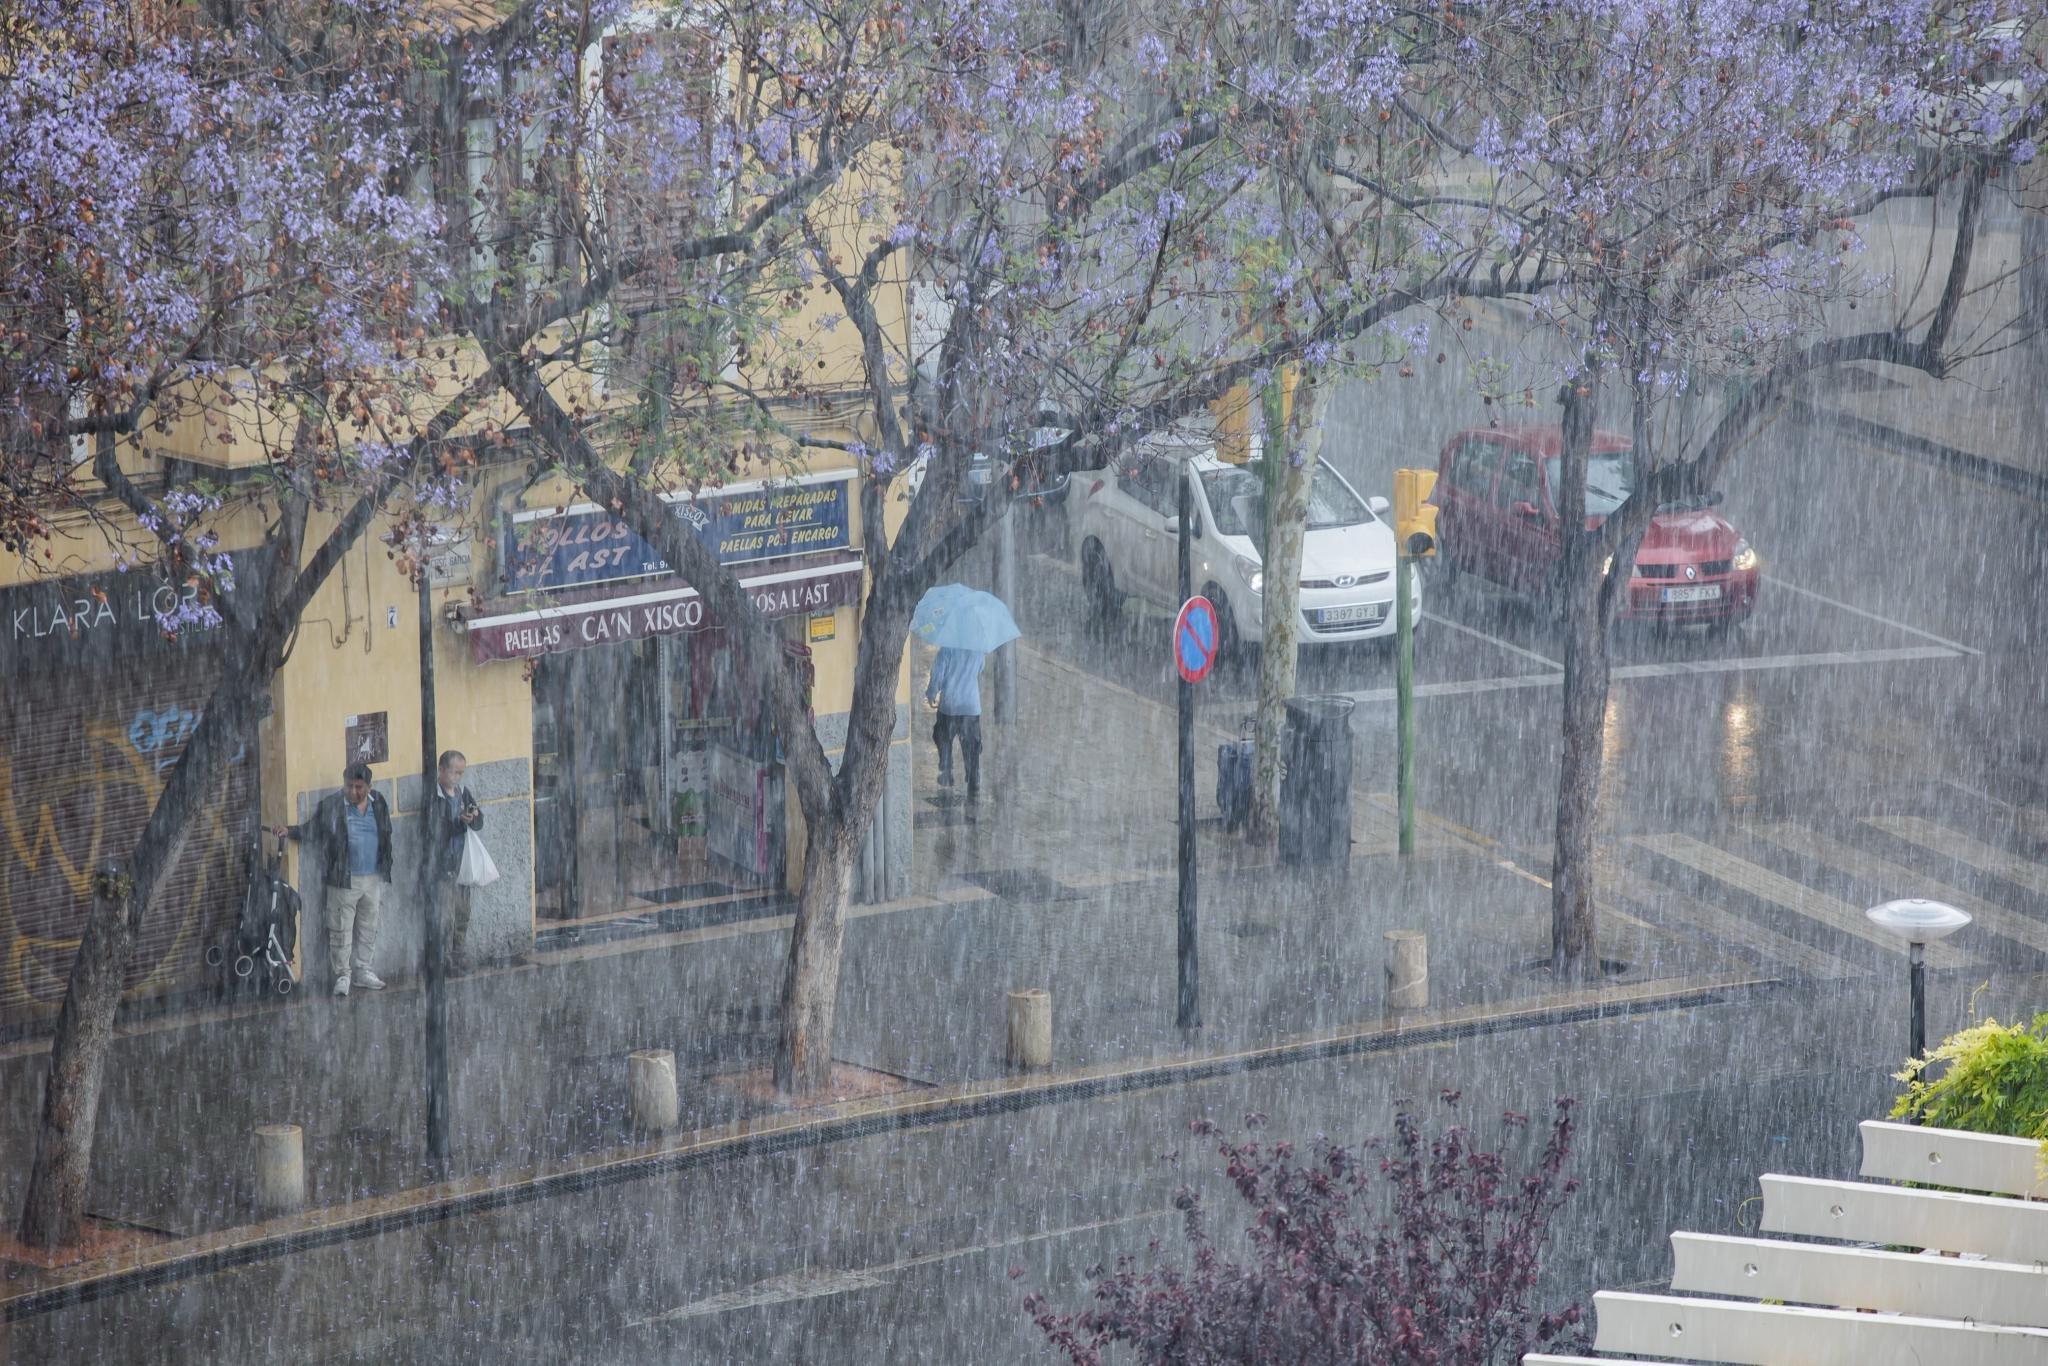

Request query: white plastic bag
[{"left": 455, "top": 829, "right": 500, "bottom": 888}]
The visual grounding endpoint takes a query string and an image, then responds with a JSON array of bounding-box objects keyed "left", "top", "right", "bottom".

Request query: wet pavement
[{"left": 10, "top": 346, "right": 2048, "bottom": 1359}]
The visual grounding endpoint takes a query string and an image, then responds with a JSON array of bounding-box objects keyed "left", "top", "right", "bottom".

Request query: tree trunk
[
  {"left": 17, "top": 866, "right": 135, "bottom": 1248},
  {"left": 1247, "top": 377, "right": 1322, "bottom": 844},
  {"left": 774, "top": 814, "right": 857, "bottom": 1095},
  {"left": 1549, "top": 550, "right": 1609, "bottom": 980},
  {"left": 1547, "top": 370, "right": 1605, "bottom": 979}
]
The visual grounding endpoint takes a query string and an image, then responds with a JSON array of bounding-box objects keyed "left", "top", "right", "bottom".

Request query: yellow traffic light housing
[
  {"left": 1208, "top": 368, "right": 1299, "bottom": 466},
  {"left": 1393, "top": 468, "right": 1439, "bottom": 558},
  {"left": 1208, "top": 383, "right": 1255, "bottom": 464}
]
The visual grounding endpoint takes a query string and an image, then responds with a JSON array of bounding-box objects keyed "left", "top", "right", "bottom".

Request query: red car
[{"left": 1432, "top": 425, "right": 1762, "bottom": 627}]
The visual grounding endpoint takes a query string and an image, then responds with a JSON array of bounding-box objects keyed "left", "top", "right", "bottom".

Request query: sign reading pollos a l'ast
[{"left": 505, "top": 471, "right": 854, "bottom": 593}]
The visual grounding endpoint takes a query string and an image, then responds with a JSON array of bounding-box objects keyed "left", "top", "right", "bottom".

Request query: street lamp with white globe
[{"left": 1865, "top": 898, "right": 1973, "bottom": 1065}]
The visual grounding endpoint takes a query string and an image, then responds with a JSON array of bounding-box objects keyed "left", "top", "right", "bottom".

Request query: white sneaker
[
  {"left": 332, "top": 974, "right": 350, "bottom": 998},
  {"left": 353, "top": 968, "right": 386, "bottom": 991}
]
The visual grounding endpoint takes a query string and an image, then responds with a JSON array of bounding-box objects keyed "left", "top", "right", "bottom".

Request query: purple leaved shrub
[{"left": 1025, "top": 1094, "right": 1587, "bottom": 1365}]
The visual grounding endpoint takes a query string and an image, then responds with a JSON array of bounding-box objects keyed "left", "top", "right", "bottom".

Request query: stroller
[{"left": 206, "top": 835, "right": 300, "bottom": 997}]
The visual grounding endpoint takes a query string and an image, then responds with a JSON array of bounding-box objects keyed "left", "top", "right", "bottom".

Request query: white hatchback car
[{"left": 1071, "top": 450, "right": 1419, "bottom": 655}]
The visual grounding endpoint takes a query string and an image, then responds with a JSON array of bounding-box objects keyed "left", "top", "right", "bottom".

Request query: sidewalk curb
[
  {"left": 0, "top": 969, "right": 1772, "bottom": 1323},
  {"left": 1791, "top": 399, "right": 2048, "bottom": 502}
]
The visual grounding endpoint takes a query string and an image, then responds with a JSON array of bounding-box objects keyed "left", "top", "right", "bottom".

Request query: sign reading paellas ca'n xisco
[{"left": 504, "top": 471, "right": 853, "bottom": 593}]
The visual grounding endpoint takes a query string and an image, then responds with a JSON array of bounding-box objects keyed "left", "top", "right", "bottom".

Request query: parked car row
[{"left": 1063, "top": 421, "right": 1763, "bottom": 657}]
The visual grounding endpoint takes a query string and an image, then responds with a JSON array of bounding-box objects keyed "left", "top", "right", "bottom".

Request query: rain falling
[{"left": 0, "top": 1, "right": 2045, "bottom": 1362}]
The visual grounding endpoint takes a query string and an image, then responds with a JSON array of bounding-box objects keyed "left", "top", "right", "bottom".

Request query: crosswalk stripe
[
  {"left": 1629, "top": 832, "right": 1968, "bottom": 969},
  {"left": 1866, "top": 816, "right": 2048, "bottom": 902},
  {"left": 1756, "top": 822, "right": 2048, "bottom": 957},
  {"left": 1604, "top": 861, "right": 1866, "bottom": 981}
]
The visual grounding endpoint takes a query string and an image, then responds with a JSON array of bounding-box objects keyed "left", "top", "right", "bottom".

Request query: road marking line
[
  {"left": 1342, "top": 674, "right": 1565, "bottom": 704},
  {"left": 1770, "top": 577, "right": 1983, "bottom": 657},
  {"left": 1630, "top": 832, "right": 1967, "bottom": 968},
  {"left": 1866, "top": 816, "right": 2048, "bottom": 900},
  {"left": 1756, "top": 822, "right": 2048, "bottom": 957},
  {"left": 627, "top": 1208, "right": 1173, "bottom": 1325},
  {"left": 1339, "top": 644, "right": 1957, "bottom": 705},
  {"left": 1424, "top": 612, "right": 1562, "bottom": 669},
  {"left": 1605, "top": 860, "right": 1866, "bottom": 980},
  {"left": 1608, "top": 645, "right": 1960, "bottom": 679}
]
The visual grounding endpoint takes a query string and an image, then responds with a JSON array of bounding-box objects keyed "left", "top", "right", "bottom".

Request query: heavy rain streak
[{"left": 1, "top": 1, "right": 2045, "bottom": 1362}]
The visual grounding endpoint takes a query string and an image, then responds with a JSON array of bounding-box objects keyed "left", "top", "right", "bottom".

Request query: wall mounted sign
[
  {"left": 344, "top": 712, "right": 389, "bottom": 766},
  {"left": 464, "top": 557, "right": 863, "bottom": 663},
  {"left": 503, "top": 470, "right": 854, "bottom": 593},
  {"left": 0, "top": 549, "right": 268, "bottom": 674}
]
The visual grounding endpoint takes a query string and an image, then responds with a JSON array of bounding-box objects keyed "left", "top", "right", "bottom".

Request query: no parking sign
[{"left": 1174, "top": 596, "right": 1219, "bottom": 684}]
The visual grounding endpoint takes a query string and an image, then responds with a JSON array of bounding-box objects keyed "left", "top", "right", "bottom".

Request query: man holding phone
[{"left": 428, "top": 749, "right": 485, "bottom": 973}]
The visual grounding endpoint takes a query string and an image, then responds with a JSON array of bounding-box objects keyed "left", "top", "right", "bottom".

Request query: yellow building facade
[{"left": 0, "top": 381, "right": 915, "bottom": 1032}]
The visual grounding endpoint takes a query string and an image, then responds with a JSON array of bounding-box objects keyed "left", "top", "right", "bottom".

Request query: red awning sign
[{"left": 462, "top": 556, "right": 863, "bottom": 663}]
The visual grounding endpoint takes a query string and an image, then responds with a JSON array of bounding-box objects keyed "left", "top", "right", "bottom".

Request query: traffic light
[
  {"left": 1208, "top": 367, "right": 1301, "bottom": 466},
  {"left": 1392, "top": 468, "right": 1439, "bottom": 558},
  {"left": 1208, "top": 383, "right": 1255, "bottom": 464}
]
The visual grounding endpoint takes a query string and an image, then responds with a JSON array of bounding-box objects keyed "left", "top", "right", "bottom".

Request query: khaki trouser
[{"left": 327, "top": 874, "right": 385, "bottom": 979}]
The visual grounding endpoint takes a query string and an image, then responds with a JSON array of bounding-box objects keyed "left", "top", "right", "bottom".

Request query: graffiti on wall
[{"left": 0, "top": 716, "right": 238, "bottom": 1017}]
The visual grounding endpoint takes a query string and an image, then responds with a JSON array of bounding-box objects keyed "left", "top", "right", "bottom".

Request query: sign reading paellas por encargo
[{"left": 504, "top": 470, "right": 854, "bottom": 593}]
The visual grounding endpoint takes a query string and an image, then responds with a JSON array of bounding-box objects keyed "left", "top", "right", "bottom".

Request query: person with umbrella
[{"left": 912, "top": 584, "right": 1020, "bottom": 805}]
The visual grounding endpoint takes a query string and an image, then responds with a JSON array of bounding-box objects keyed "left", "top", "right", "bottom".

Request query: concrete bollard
[
  {"left": 1385, "top": 931, "right": 1429, "bottom": 1011},
  {"left": 253, "top": 1123, "right": 306, "bottom": 1213},
  {"left": 1005, "top": 988, "right": 1053, "bottom": 1070},
  {"left": 627, "top": 1048, "right": 680, "bottom": 1132}
]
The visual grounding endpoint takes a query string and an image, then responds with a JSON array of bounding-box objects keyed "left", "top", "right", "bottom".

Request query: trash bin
[
  {"left": 1279, "top": 695, "right": 1355, "bottom": 865},
  {"left": 1216, "top": 737, "right": 1253, "bottom": 830}
]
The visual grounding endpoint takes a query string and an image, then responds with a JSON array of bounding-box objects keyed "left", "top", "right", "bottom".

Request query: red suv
[{"left": 1432, "top": 425, "right": 1761, "bottom": 627}]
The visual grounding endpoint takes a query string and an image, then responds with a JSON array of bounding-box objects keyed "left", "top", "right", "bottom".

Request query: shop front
[
  {"left": 0, "top": 556, "right": 267, "bottom": 1031},
  {"left": 462, "top": 470, "right": 867, "bottom": 919}
]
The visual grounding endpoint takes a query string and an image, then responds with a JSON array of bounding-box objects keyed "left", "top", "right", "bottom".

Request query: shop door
[
  {"left": 0, "top": 665, "right": 255, "bottom": 1030},
  {"left": 569, "top": 651, "right": 622, "bottom": 917}
]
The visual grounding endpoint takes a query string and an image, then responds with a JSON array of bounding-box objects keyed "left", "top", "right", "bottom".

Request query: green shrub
[{"left": 1891, "top": 1014, "right": 2048, "bottom": 1141}]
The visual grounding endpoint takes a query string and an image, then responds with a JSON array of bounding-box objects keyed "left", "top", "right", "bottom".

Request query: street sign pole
[
  {"left": 417, "top": 571, "right": 451, "bottom": 1162},
  {"left": 1396, "top": 551, "right": 1415, "bottom": 856},
  {"left": 1176, "top": 470, "right": 1200, "bottom": 1029}
]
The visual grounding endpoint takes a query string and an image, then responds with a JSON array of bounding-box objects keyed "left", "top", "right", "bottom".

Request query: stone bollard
[
  {"left": 1005, "top": 989, "right": 1053, "bottom": 1070},
  {"left": 627, "top": 1048, "right": 680, "bottom": 1132},
  {"left": 1384, "top": 931, "right": 1429, "bottom": 1011},
  {"left": 253, "top": 1123, "right": 306, "bottom": 1213}
]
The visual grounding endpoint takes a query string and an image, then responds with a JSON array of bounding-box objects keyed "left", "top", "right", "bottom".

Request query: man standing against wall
[
  {"left": 275, "top": 762, "right": 392, "bottom": 997},
  {"left": 427, "top": 749, "right": 485, "bottom": 973}
]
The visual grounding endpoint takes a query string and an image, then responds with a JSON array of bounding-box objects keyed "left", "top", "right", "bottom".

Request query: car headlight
[
  {"left": 1602, "top": 555, "right": 1614, "bottom": 577},
  {"left": 1731, "top": 539, "right": 1759, "bottom": 572},
  {"left": 1234, "top": 553, "right": 1262, "bottom": 596}
]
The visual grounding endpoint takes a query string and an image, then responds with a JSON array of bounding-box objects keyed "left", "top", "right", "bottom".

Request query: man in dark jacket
[
  {"left": 426, "top": 749, "right": 485, "bottom": 972},
  {"left": 274, "top": 762, "right": 392, "bottom": 997}
]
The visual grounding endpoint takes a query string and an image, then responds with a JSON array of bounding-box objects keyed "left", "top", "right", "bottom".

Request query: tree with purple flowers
[
  {"left": 1025, "top": 1095, "right": 1587, "bottom": 1365},
  {"left": 478, "top": 0, "right": 1562, "bottom": 1095},
  {"left": 1412, "top": 0, "right": 2042, "bottom": 975},
  {"left": 1, "top": 0, "right": 496, "bottom": 1248}
]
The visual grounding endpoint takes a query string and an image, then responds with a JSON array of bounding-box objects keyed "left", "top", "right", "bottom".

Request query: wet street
[{"left": 17, "top": 385, "right": 2048, "bottom": 1363}]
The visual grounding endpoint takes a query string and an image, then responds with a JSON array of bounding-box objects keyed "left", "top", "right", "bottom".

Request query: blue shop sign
[{"left": 505, "top": 473, "right": 853, "bottom": 592}]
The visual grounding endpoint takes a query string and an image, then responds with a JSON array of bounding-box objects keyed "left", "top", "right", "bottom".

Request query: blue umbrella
[{"left": 912, "top": 584, "right": 1020, "bottom": 652}]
